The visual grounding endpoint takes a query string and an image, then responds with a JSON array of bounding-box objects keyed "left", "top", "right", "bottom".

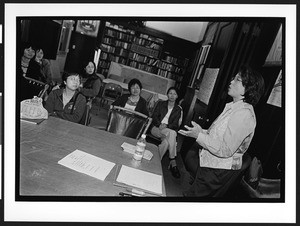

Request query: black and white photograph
[{"left": 2, "top": 2, "right": 297, "bottom": 224}]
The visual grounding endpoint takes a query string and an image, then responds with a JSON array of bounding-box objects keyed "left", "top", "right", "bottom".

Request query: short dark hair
[
  {"left": 167, "top": 86, "right": 178, "bottom": 95},
  {"left": 21, "top": 42, "right": 36, "bottom": 51},
  {"left": 239, "top": 66, "right": 265, "bottom": 106},
  {"left": 61, "top": 72, "right": 81, "bottom": 88},
  {"left": 19, "top": 42, "right": 36, "bottom": 59},
  {"left": 128, "top": 78, "right": 142, "bottom": 92}
]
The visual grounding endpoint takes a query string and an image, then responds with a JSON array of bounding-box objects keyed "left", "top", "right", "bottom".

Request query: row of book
[
  {"left": 105, "top": 29, "right": 133, "bottom": 42},
  {"left": 139, "top": 33, "right": 164, "bottom": 45},
  {"left": 103, "top": 37, "right": 131, "bottom": 49},
  {"left": 105, "top": 21, "right": 136, "bottom": 35},
  {"left": 132, "top": 37, "right": 162, "bottom": 50},
  {"left": 130, "top": 44, "right": 160, "bottom": 58},
  {"left": 157, "top": 60, "right": 186, "bottom": 74},
  {"left": 99, "top": 53, "right": 127, "bottom": 68},
  {"left": 128, "top": 61, "right": 154, "bottom": 73},
  {"left": 157, "top": 69, "right": 184, "bottom": 81},
  {"left": 128, "top": 52, "right": 157, "bottom": 65},
  {"left": 162, "top": 55, "right": 189, "bottom": 67}
]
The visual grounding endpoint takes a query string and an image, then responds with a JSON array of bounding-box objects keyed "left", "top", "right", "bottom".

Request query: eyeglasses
[{"left": 67, "top": 75, "right": 80, "bottom": 82}]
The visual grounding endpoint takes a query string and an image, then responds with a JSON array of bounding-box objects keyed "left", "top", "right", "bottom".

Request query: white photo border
[{"left": 4, "top": 3, "right": 296, "bottom": 223}]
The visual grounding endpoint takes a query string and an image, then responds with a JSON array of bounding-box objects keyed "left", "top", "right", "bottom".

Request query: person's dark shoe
[
  {"left": 168, "top": 164, "right": 181, "bottom": 178},
  {"left": 168, "top": 157, "right": 181, "bottom": 178},
  {"left": 188, "top": 175, "right": 195, "bottom": 185}
]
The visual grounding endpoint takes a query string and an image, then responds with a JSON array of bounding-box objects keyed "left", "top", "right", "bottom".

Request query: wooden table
[
  {"left": 102, "top": 78, "right": 168, "bottom": 101},
  {"left": 20, "top": 116, "right": 165, "bottom": 197}
]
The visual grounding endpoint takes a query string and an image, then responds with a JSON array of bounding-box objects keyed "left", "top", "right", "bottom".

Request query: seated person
[
  {"left": 44, "top": 72, "right": 86, "bottom": 124},
  {"left": 18, "top": 42, "right": 44, "bottom": 102},
  {"left": 112, "top": 78, "right": 149, "bottom": 116},
  {"left": 78, "top": 61, "right": 102, "bottom": 100},
  {"left": 179, "top": 66, "right": 265, "bottom": 197},
  {"left": 27, "top": 47, "right": 53, "bottom": 85},
  {"left": 150, "top": 87, "right": 182, "bottom": 178}
]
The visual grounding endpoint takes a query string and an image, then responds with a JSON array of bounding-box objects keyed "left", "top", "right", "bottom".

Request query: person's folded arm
[
  {"left": 80, "top": 79, "right": 101, "bottom": 98},
  {"left": 196, "top": 109, "right": 256, "bottom": 158},
  {"left": 56, "top": 95, "right": 86, "bottom": 123}
]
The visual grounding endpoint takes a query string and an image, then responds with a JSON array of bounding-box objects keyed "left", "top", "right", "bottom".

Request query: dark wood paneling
[
  {"left": 64, "top": 32, "right": 97, "bottom": 73},
  {"left": 28, "top": 20, "right": 61, "bottom": 60}
]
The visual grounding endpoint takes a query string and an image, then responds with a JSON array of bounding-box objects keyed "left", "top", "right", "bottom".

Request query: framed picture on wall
[
  {"left": 75, "top": 20, "right": 100, "bottom": 37},
  {"left": 264, "top": 24, "right": 282, "bottom": 66}
]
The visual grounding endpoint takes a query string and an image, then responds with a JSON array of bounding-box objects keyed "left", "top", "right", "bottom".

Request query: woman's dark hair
[
  {"left": 167, "top": 86, "right": 179, "bottom": 95},
  {"left": 128, "top": 78, "right": 142, "bottom": 93},
  {"left": 19, "top": 42, "right": 36, "bottom": 59},
  {"left": 239, "top": 65, "right": 265, "bottom": 106},
  {"left": 83, "top": 61, "right": 97, "bottom": 75},
  {"left": 21, "top": 42, "right": 36, "bottom": 51}
]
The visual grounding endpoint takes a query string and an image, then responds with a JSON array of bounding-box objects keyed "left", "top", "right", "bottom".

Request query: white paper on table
[
  {"left": 116, "top": 165, "right": 162, "bottom": 195},
  {"left": 58, "top": 149, "right": 115, "bottom": 181}
]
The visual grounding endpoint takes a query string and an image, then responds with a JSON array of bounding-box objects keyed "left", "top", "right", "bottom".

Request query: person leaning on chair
[
  {"left": 150, "top": 87, "right": 182, "bottom": 178},
  {"left": 44, "top": 72, "right": 86, "bottom": 124},
  {"left": 179, "top": 65, "right": 265, "bottom": 197},
  {"left": 112, "top": 78, "right": 149, "bottom": 116}
]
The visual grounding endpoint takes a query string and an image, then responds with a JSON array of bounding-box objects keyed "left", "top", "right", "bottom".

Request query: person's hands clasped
[
  {"left": 178, "top": 121, "right": 203, "bottom": 139},
  {"left": 159, "top": 123, "right": 167, "bottom": 130}
]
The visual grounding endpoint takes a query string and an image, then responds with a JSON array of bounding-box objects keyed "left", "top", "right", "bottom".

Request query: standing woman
[
  {"left": 112, "top": 78, "right": 149, "bottom": 116},
  {"left": 150, "top": 87, "right": 182, "bottom": 178},
  {"left": 44, "top": 72, "right": 86, "bottom": 124},
  {"left": 78, "top": 61, "right": 102, "bottom": 100},
  {"left": 179, "top": 66, "right": 265, "bottom": 197}
]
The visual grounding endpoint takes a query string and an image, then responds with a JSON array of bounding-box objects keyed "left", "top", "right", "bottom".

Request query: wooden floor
[{"left": 88, "top": 100, "right": 192, "bottom": 197}]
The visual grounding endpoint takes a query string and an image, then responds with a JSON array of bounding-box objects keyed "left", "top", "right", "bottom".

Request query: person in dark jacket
[
  {"left": 150, "top": 87, "right": 182, "bottom": 178},
  {"left": 44, "top": 72, "right": 86, "bottom": 124},
  {"left": 18, "top": 42, "right": 45, "bottom": 102},
  {"left": 26, "top": 48, "right": 53, "bottom": 85},
  {"left": 112, "top": 78, "right": 149, "bottom": 116},
  {"left": 78, "top": 61, "right": 102, "bottom": 100}
]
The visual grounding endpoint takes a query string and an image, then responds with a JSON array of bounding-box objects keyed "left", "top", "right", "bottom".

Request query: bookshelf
[{"left": 96, "top": 21, "right": 191, "bottom": 87}]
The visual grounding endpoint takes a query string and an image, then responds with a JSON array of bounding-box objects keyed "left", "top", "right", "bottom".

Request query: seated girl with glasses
[{"left": 44, "top": 72, "right": 86, "bottom": 123}]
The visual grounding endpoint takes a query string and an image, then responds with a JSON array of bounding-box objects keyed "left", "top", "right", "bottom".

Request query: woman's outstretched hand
[{"left": 178, "top": 121, "right": 203, "bottom": 139}]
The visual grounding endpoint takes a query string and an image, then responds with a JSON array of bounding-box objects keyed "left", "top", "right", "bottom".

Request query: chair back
[
  {"left": 106, "top": 106, "right": 152, "bottom": 139},
  {"left": 102, "top": 83, "right": 123, "bottom": 102},
  {"left": 78, "top": 98, "right": 93, "bottom": 126}
]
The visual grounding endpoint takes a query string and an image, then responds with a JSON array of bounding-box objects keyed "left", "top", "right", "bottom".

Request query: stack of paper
[
  {"left": 116, "top": 165, "right": 162, "bottom": 195},
  {"left": 121, "top": 142, "right": 153, "bottom": 160}
]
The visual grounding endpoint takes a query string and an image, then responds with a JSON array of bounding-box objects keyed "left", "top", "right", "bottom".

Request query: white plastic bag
[{"left": 20, "top": 96, "right": 48, "bottom": 119}]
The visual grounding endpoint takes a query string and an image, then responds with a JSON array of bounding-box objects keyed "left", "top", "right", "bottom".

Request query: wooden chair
[
  {"left": 105, "top": 105, "right": 152, "bottom": 139},
  {"left": 99, "top": 82, "right": 123, "bottom": 108}
]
